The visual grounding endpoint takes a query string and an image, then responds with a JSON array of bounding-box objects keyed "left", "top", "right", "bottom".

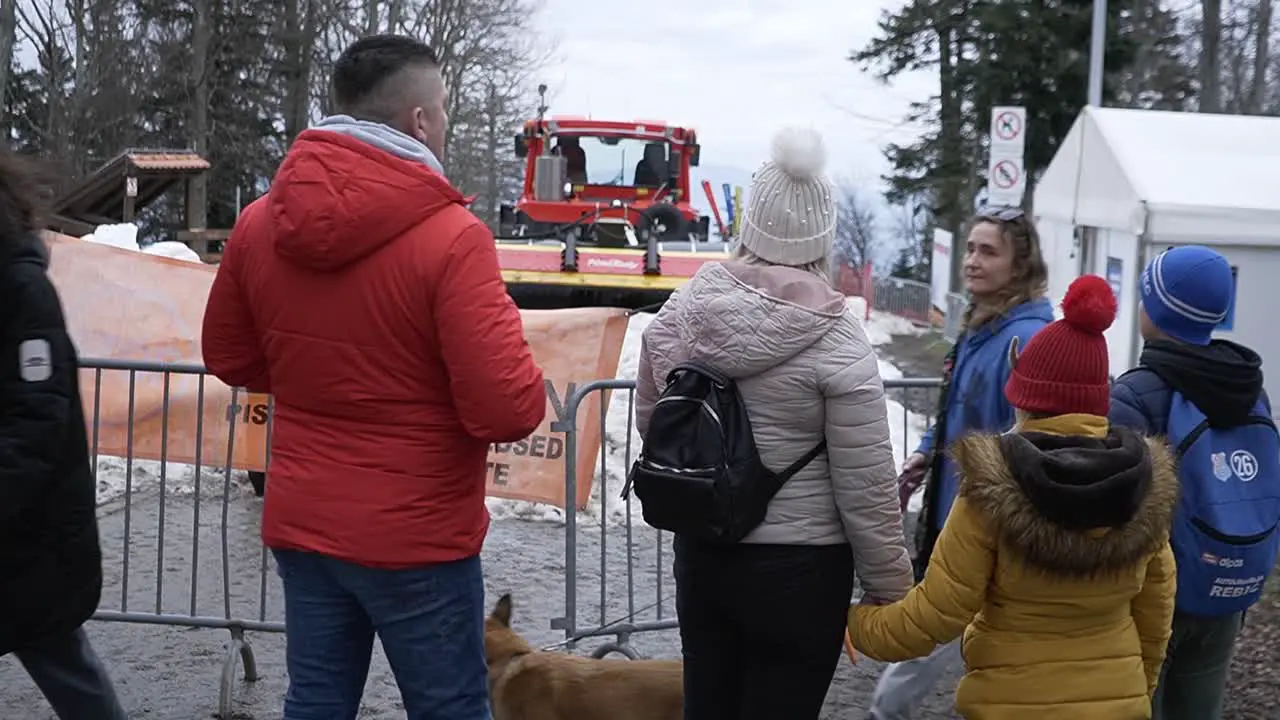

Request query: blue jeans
[
  {"left": 1151, "top": 610, "right": 1244, "bottom": 720},
  {"left": 867, "top": 640, "right": 962, "bottom": 719},
  {"left": 272, "top": 549, "right": 491, "bottom": 720}
]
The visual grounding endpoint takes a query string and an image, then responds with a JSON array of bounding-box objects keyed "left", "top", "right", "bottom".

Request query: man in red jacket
[{"left": 201, "top": 34, "right": 546, "bottom": 720}]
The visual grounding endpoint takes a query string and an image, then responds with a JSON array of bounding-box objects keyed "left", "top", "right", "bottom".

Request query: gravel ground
[
  {"left": 1221, "top": 570, "right": 1280, "bottom": 719},
  {"left": 0, "top": 481, "right": 962, "bottom": 719}
]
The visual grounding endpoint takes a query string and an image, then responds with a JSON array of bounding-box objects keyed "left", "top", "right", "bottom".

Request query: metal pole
[{"left": 1087, "top": 0, "right": 1107, "bottom": 106}]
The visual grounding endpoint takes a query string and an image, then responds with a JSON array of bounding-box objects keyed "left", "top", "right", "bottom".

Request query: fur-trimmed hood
[{"left": 952, "top": 423, "right": 1179, "bottom": 577}]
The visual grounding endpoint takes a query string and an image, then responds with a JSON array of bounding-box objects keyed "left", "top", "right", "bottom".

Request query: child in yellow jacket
[{"left": 849, "top": 275, "right": 1178, "bottom": 720}]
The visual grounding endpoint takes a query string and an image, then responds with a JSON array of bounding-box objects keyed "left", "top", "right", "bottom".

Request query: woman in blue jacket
[{"left": 866, "top": 206, "right": 1053, "bottom": 720}]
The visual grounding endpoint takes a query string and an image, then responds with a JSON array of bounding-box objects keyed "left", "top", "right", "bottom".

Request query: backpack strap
[
  {"left": 667, "top": 360, "right": 732, "bottom": 388},
  {"left": 775, "top": 439, "right": 828, "bottom": 482}
]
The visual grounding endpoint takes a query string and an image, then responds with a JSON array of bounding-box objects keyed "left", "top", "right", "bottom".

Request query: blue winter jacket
[
  {"left": 917, "top": 298, "right": 1055, "bottom": 533},
  {"left": 1110, "top": 338, "right": 1271, "bottom": 437}
]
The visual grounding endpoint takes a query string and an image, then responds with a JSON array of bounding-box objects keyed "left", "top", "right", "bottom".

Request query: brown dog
[{"left": 485, "top": 593, "right": 684, "bottom": 720}]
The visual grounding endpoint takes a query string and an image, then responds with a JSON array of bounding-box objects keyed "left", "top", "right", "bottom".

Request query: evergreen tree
[{"left": 851, "top": 0, "right": 1188, "bottom": 281}]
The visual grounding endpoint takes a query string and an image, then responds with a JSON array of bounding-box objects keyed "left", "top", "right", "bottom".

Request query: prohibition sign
[
  {"left": 992, "top": 160, "right": 1020, "bottom": 189},
  {"left": 995, "top": 111, "right": 1022, "bottom": 141}
]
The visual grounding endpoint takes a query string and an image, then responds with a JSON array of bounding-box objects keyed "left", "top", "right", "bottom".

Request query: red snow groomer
[{"left": 496, "top": 88, "right": 729, "bottom": 312}]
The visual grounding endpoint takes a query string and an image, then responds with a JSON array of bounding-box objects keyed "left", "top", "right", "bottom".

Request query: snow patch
[
  {"left": 81, "top": 222, "right": 207, "bottom": 264},
  {"left": 847, "top": 296, "right": 927, "bottom": 345},
  {"left": 82, "top": 223, "right": 142, "bottom": 252},
  {"left": 863, "top": 310, "right": 927, "bottom": 346},
  {"left": 94, "top": 456, "right": 257, "bottom": 506},
  {"left": 143, "top": 241, "right": 205, "bottom": 264}
]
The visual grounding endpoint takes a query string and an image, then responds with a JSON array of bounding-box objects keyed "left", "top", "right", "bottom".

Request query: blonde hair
[
  {"left": 729, "top": 241, "right": 832, "bottom": 285},
  {"left": 1013, "top": 408, "right": 1054, "bottom": 427},
  {"left": 963, "top": 213, "right": 1049, "bottom": 330}
]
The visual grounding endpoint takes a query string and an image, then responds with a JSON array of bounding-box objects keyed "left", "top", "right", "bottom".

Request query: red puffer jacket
[{"left": 201, "top": 129, "right": 546, "bottom": 568}]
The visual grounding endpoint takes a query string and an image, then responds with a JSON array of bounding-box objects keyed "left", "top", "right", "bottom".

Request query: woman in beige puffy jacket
[{"left": 635, "top": 127, "right": 914, "bottom": 720}]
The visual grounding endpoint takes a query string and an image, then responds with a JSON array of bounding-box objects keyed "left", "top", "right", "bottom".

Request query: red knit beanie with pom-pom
[{"left": 1004, "top": 275, "right": 1117, "bottom": 417}]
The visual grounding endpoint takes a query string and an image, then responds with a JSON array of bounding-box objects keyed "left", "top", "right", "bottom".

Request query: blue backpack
[{"left": 1167, "top": 390, "right": 1280, "bottom": 616}]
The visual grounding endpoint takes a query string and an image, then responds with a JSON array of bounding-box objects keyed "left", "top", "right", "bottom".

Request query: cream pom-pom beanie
[{"left": 737, "top": 126, "right": 837, "bottom": 266}]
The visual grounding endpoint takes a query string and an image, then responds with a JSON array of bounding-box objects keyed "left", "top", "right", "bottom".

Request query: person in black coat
[{"left": 0, "top": 149, "right": 128, "bottom": 719}]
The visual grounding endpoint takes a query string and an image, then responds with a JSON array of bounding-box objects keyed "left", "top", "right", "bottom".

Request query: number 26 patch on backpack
[{"left": 1168, "top": 391, "right": 1280, "bottom": 616}]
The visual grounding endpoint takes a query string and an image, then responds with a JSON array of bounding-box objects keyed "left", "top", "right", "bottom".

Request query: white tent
[
  {"left": 1034, "top": 106, "right": 1280, "bottom": 406},
  {"left": 1036, "top": 106, "right": 1280, "bottom": 242}
]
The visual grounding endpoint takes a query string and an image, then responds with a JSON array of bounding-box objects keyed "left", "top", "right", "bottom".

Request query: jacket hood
[
  {"left": 1140, "top": 339, "right": 1265, "bottom": 425},
  {"left": 1, "top": 232, "right": 49, "bottom": 269},
  {"left": 952, "top": 420, "right": 1179, "bottom": 577},
  {"left": 0, "top": 176, "right": 47, "bottom": 268},
  {"left": 267, "top": 123, "right": 463, "bottom": 272},
  {"left": 664, "top": 261, "right": 849, "bottom": 378}
]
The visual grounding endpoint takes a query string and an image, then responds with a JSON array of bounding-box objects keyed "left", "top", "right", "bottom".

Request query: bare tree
[
  {"left": 1249, "top": 0, "right": 1273, "bottom": 112},
  {"left": 5, "top": 0, "right": 549, "bottom": 234},
  {"left": 1200, "top": 0, "right": 1224, "bottom": 111},
  {"left": 832, "top": 180, "right": 879, "bottom": 272},
  {"left": 15, "top": 0, "right": 73, "bottom": 160},
  {"left": 307, "top": 0, "right": 549, "bottom": 217},
  {"left": 1200, "top": 0, "right": 1277, "bottom": 114},
  {"left": 280, "top": 0, "right": 325, "bottom": 143},
  {"left": 888, "top": 197, "right": 930, "bottom": 283},
  {"left": 0, "top": 0, "right": 17, "bottom": 108},
  {"left": 187, "top": 0, "right": 211, "bottom": 229}
]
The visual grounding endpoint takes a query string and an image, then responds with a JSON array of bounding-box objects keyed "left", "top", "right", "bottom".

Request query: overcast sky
[
  {"left": 536, "top": 0, "right": 936, "bottom": 195},
  {"left": 12, "top": 0, "right": 934, "bottom": 201}
]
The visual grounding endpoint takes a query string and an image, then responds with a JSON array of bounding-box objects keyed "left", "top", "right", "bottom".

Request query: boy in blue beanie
[{"left": 1111, "top": 245, "right": 1278, "bottom": 720}]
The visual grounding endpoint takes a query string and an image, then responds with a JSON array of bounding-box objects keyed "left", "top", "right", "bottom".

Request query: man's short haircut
[{"left": 332, "top": 35, "right": 441, "bottom": 123}]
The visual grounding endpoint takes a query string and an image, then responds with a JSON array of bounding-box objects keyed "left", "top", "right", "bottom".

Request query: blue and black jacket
[{"left": 1110, "top": 339, "right": 1270, "bottom": 437}]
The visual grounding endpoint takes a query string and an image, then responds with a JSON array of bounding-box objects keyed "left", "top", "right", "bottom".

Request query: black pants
[
  {"left": 14, "top": 627, "right": 128, "bottom": 720},
  {"left": 673, "top": 536, "right": 855, "bottom": 720}
]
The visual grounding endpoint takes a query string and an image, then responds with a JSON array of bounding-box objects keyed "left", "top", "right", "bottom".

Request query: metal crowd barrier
[
  {"left": 871, "top": 276, "right": 935, "bottom": 325},
  {"left": 80, "top": 358, "right": 280, "bottom": 719},
  {"left": 74, "top": 357, "right": 943, "bottom": 715},
  {"left": 552, "top": 377, "right": 944, "bottom": 659}
]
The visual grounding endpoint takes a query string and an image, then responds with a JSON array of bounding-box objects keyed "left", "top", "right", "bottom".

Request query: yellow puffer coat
[{"left": 850, "top": 414, "right": 1180, "bottom": 720}]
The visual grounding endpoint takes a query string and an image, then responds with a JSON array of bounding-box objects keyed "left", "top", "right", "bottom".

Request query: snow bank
[
  {"left": 82, "top": 222, "right": 206, "bottom": 264},
  {"left": 95, "top": 457, "right": 256, "bottom": 506},
  {"left": 82, "top": 223, "right": 141, "bottom": 252},
  {"left": 488, "top": 297, "right": 931, "bottom": 526},
  {"left": 846, "top": 296, "right": 928, "bottom": 346},
  {"left": 143, "top": 241, "right": 205, "bottom": 264}
]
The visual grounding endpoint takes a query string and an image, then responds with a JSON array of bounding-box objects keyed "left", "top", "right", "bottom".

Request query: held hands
[
  {"left": 897, "top": 452, "right": 928, "bottom": 513},
  {"left": 846, "top": 595, "right": 895, "bottom": 664}
]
